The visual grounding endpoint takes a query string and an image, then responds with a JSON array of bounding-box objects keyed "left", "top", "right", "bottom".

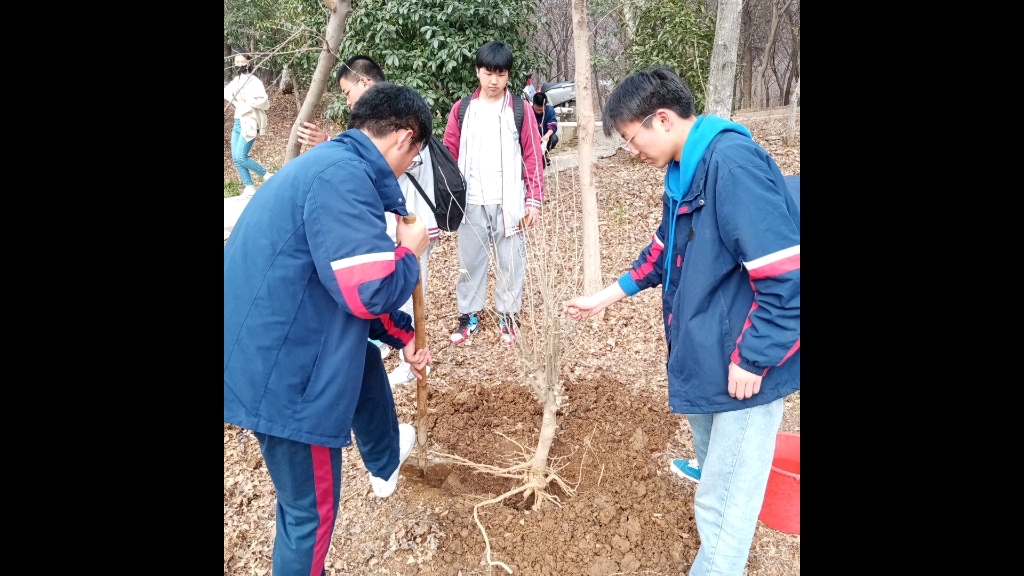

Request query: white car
[{"left": 539, "top": 81, "right": 576, "bottom": 108}]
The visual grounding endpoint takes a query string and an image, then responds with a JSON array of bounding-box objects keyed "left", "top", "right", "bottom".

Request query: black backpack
[{"left": 406, "top": 134, "right": 467, "bottom": 232}]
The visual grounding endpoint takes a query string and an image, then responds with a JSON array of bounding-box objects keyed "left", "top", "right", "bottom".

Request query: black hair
[
  {"left": 334, "top": 55, "right": 387, "bottom": 86},
  {"left": 348, "top": 82, "right": 432, "bottom": 147},
  {"left": 475, "top": 41, "right": 513, "bottom": 73},
  {"left": 601, "top": 66, "right": 696, "bottom": 137},
  {"left": 533, "top": 92, "right": 548, "bottom": 107}
]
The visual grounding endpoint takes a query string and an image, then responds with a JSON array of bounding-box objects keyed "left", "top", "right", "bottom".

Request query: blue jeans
[
  {"left": 685, "top": 398, "right": 785, "bottom": 576},
  {"left": 231, "top": 118, "right": 267, "bottom": 186}
]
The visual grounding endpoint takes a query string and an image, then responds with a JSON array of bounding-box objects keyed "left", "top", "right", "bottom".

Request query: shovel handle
[{"left": 401, "top": 213, "right": 429, "bottom": 469}]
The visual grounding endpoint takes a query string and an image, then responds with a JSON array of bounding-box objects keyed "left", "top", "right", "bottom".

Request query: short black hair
[
  {"left": 601, "top": 66, "right": 696, "bottom": 137},
  {"left": 475, "top": 41, "right": 513, "bottom": 73},
  {"left": 533, "top": 92, "right": 548, "bottom": 107},
  {"left": 334, "top": 55, "right": 387, "bottom": 86},
  {"left": 348, "top": 82, "right": 432, "bottom": 147}
]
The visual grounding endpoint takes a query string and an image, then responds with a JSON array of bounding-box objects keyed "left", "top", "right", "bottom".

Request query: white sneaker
[
  {"left": 263, "top": 171, "right": 274, "bottom": 181},
  {"left": 241, "top": 185, "right": 256, "bottom": 199},
  {"left": 368, "top": 423, "right": 415, "bottom": 497},
  {"left": 388, "top": 362, "right": 415, "bottom": 386},
  {"left": 379, "top": 343, "right": 391, "bottom": 359},
  {"left": 388, "top": 362, "right": 430, "bottom": 387}
]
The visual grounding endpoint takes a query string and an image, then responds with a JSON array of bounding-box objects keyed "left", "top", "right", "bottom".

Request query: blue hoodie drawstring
[
  {"left": 659, "top": 115, "right": 752, "bottom": 294},
  {"left": 664, "top": 197, "right": 679, "bottom": 293}
]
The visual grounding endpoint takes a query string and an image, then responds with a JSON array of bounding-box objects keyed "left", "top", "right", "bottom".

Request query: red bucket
[{"left": 758, "top": 432, "right": 799, "bottom": 534}]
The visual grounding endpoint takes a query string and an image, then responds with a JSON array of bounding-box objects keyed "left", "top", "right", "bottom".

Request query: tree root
[{"left": 425, "top": 447, "right": 578, "bottom": 574}]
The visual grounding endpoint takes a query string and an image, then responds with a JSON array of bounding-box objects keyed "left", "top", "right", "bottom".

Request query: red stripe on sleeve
[
  {"left": 748, "top": 253, "right": 800, "bottom": 281},
  {"left": 630, "top": 235, "right": 665, "bottom": 280}
]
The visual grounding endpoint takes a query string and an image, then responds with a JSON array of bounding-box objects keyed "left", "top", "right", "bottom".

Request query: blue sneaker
[
  {"left": 450, "top": 313, "right": 479, "bottom": 345},
  {"left": 670, "top": 459, "right": 701, "bottom": 483}
]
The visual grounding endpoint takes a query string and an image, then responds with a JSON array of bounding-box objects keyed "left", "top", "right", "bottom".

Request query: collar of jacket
[
  {"left": 335, "top": 129, "right": 409, "bottom": 216},
  {"left": 665, "top": 115, "right": 751, "bottom": 203},
  {"left": 469, "top": 85, "right": 514, "bottom": 110}
]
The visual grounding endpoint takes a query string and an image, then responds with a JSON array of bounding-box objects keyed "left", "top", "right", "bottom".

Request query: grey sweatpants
[{"left": 456, "top": 204, "right": 526, "bottom": 315}]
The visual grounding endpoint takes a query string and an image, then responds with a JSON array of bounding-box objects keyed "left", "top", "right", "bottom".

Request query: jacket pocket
[
  {"left": 241, "top": 116, "right": 259, "bottom": 141},
  {"left": 297, "top": 335, "right": 326, "bottom": 402}
]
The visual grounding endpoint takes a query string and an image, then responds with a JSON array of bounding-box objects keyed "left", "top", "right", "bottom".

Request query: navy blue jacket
[
  {"left": 534, "top": 104, "right": 558, "bottom": 136},
  {"left": 618, "top": 116, "right": 800, "bottom": 414},
  {"left": 224, "top": 130, "right": 421, "bottom": 447}
]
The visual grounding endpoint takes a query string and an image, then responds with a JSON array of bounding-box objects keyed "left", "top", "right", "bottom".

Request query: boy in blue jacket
[
  {"left": 532, "top": 92, "right": 559, "bottom": 167},
  {"left": 225, "top": 82, "right": 434, "bottom": 576},
  {"left": 563, "top": 67, "right": 799, "bottom": 576}
]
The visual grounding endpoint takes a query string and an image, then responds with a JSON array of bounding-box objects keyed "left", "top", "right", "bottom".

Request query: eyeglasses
[
  {"left": 620, "top": 113, "right": 656, "bottom": 151},
  {"left": 409, "top": 156, "right": 423, "bottom": 170}
]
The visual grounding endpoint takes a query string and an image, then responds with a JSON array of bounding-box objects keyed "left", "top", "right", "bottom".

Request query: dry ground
[{"left": 224, "top": 93, "right": 800, "bottom": 576}]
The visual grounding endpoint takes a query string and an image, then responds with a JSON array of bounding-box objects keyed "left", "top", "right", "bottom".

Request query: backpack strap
[
  {"left": 405, "top": 173, "right": 436, "bottom": 213},
  {"left": 457, "top": 94, "right": 525, "bottom": 136},
  {"left": 456, "top": 95, "right": 473, "bottom": 130}
]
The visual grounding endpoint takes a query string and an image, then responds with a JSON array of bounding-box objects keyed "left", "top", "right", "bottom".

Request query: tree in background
[
  {"left": 336, "top": 0, "right": 546, "bottom": 135},
  {"left": 704, "top": 0, "right": 742, "bottom": 118},
  {"left": 224, "top": 0, "right": 329, "bottom": 89},
  {"left": 738, "top": 0, "right": 799, "bottom": 109},
  {"left": 283, "top": 0, "right": 353, "bottom": 163},
  {"left": 623, "top": 0, "right": 716, "bottom": 113}
]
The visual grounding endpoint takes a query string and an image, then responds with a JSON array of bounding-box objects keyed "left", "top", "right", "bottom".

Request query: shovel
[{"left": 402, "top": 214, "right": 429, "bottom": 471}]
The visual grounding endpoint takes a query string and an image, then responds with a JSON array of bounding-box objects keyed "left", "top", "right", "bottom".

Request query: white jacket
[
  {"left": 390, "top": 145, "right": 440, "bottom": 241},
  {"left": 224, "top": 74, "right": 270, "bottom": 142}
]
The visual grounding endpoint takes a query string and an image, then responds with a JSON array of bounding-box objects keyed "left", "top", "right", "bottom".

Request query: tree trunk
[
  {"left": 224, "top": 40, "right": 233, "bottom": 84},
  {"left": 572, "top": 0, "right": 602, "bottom": 296},
  {"left": 591, "top": 32, "right": 603, "bottom": 113},
  {"left": 283, "top": 0, "right": 352, "bottom": 165},
  {"left": 528, "top": 369, "right": 559, "bottom": 482},
  {"left": 622, "top": 1, "right": 635, "bottom": 47},
  {"left": 738, "top": 4, "right": 753, "bottom": 109},
  {"left": 704, "top": 0, "right": 742, "bottom": 118},
  {"left": 280, "top": 62, "right": 296, "bottom": 95},
  {"left": 785, "top": 77, "right": 799, "bottom": 146},
  {"left": 783, "top": 13, "right": 799, "bottom": 105},
  {"left": 771, "top": 59, "right": 784, "bottom": 106},
  {"left": 756, "top": 0, "right": 792, "bottom": 108}
]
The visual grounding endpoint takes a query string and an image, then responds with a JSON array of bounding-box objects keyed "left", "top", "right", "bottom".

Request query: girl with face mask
[{"left": 224, "top": 52, "right": 273, "bottom": 198}]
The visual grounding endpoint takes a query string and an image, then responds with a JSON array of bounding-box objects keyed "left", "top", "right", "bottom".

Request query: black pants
[{"left": 546, "top": 133, "right": 559, "bottom": 151}]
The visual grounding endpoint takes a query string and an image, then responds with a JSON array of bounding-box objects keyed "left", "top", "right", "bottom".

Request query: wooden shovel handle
[{"left": 401, "top": 213, "right": 429, "bottom": 470}]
